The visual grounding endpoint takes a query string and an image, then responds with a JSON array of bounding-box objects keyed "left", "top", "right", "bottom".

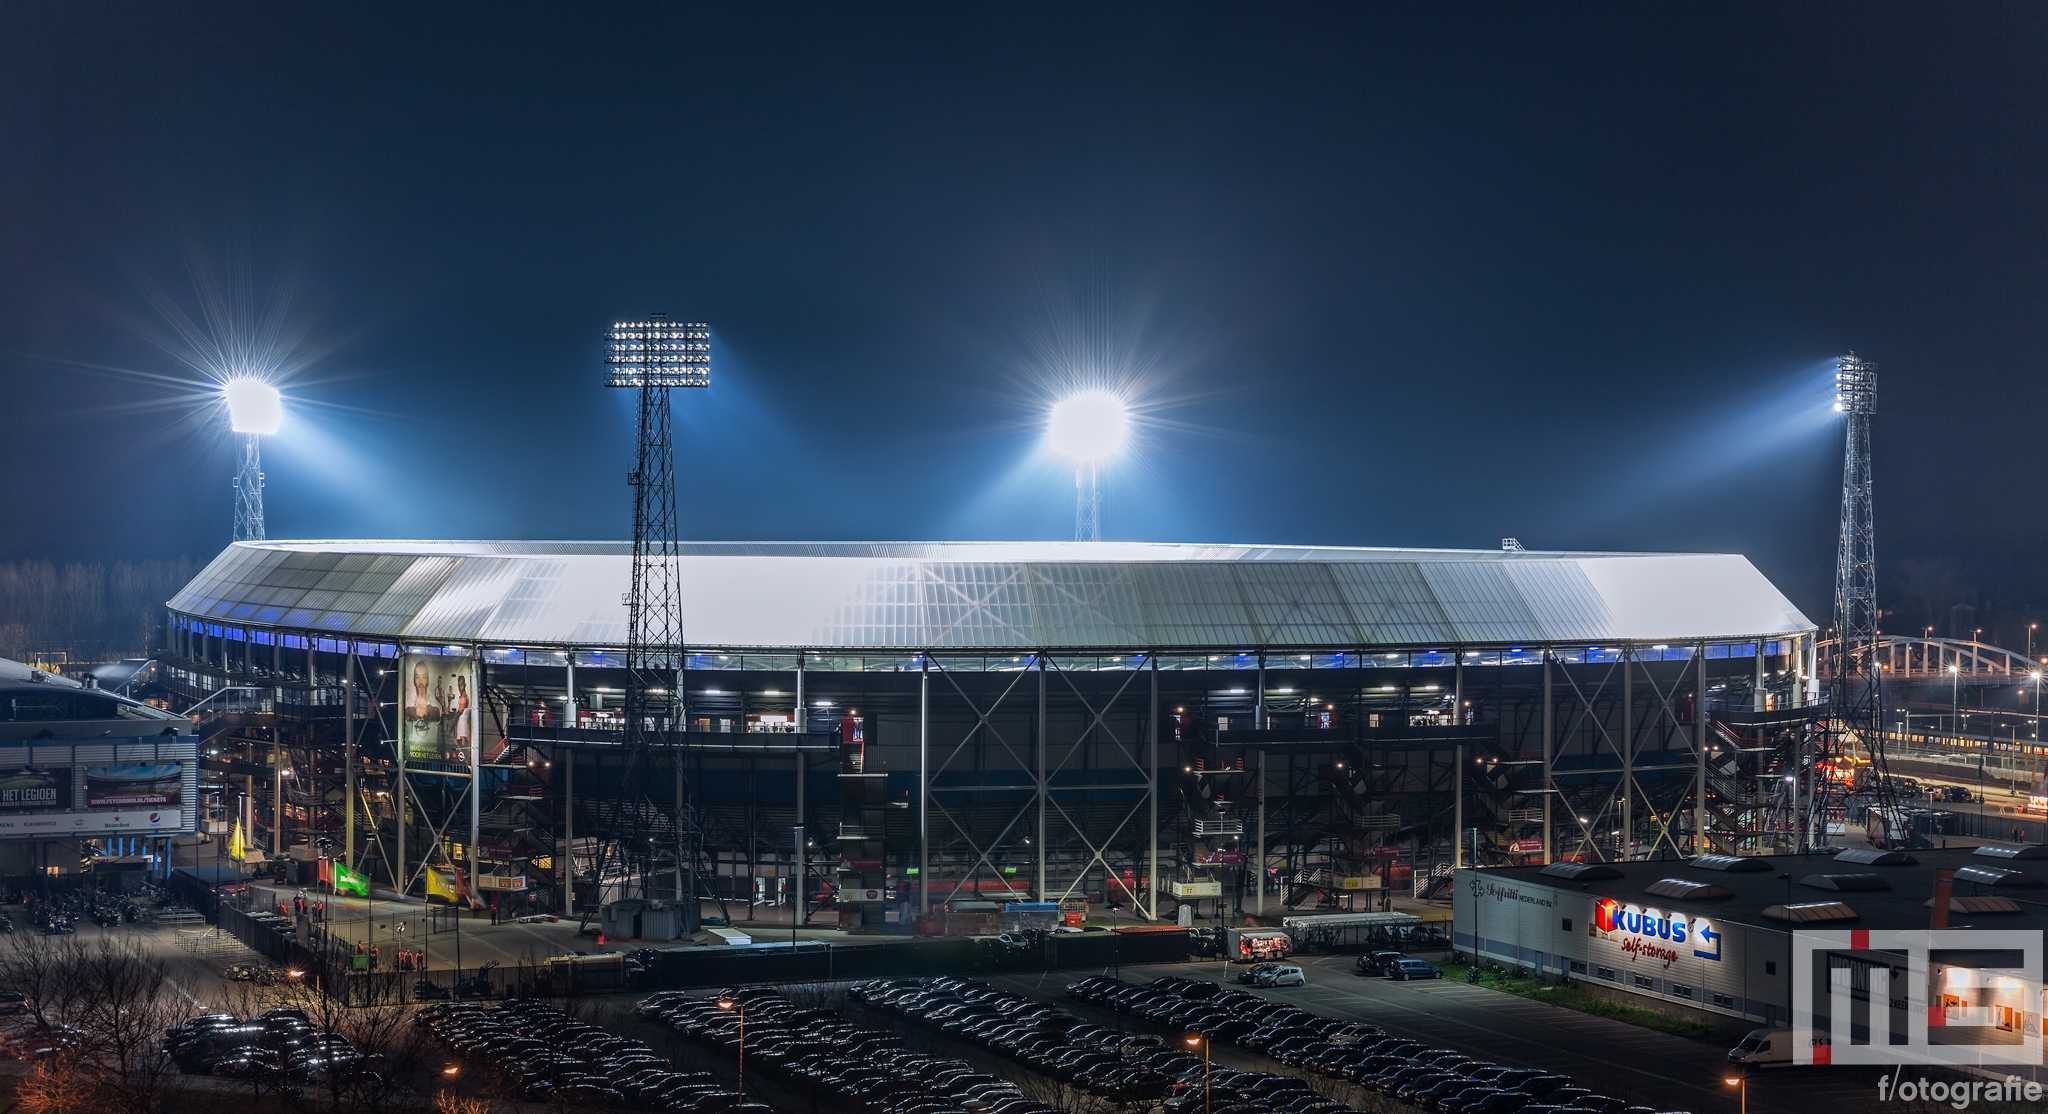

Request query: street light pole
[
  {"left": 1725, "top": 1075, "right": 1747, "bottom": 1114},
  {"left": 717, "top": 996, "right": 745, "bottom": 1099},
  {"left": 2023, "top": 671, "right": 2039, "bottom": 749},
  {"left": 1185, "top": 1034, "right": 1210, "bottom": 1114}
]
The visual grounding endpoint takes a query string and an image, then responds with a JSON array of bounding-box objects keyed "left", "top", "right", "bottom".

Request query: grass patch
[{"left": 1439, "top": 963, "right": 1746, "bottom": 1045}]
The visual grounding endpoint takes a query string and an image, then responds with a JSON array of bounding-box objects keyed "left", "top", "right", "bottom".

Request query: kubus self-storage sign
[{"left": 1591, "top": 897, "right": 1721, "bottom": 965}]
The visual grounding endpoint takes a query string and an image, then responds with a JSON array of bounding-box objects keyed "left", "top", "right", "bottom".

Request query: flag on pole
[
  {"left": 425, "top": 868, "right": 460, "bottom": 904},
  {"left": 228, "top": 820, "right": 247, "bottom": 862},
  {"left": 334, "top": 861, "right": 369, "bottom": 897}
]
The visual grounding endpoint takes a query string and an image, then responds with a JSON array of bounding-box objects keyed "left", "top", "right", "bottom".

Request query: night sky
[{"left": 4, "top": 5, "right": 2045, "bottom": 622}]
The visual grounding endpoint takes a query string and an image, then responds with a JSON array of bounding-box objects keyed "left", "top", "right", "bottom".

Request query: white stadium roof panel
[{"left": 167, "top": 540, "right": 1815, "bottom": 650}]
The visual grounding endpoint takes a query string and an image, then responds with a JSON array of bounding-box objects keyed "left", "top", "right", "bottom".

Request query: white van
[{"left": 1726, "top": 1029, "right": 1828, "bottom": 1067}]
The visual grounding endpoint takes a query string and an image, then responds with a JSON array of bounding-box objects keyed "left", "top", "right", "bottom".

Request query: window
[
  {"left": 1765, "top": 961, "right": 1778, "bottom": 976},
  {"left": 1633, "top": 974, "right": 1655, "bottom": 989},
  {"left": 1597, "top": 966, "right": 1617, "bottom": 981},
  {"left": 1561, "top": 919, "right": 1573, "bottom": 932},
  {"left": 1569, "top": 960, "right": 1588, "bottom": 974},
  {"left": 1671, "top": 984, "right": 1693, "bottom": 999},
  {"left": 1713, "top": 993, "right": 1736, "bottom": 1009}
]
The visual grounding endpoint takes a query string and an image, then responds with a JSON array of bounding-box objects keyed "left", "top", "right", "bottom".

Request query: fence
[{"left": 205, "top": 888, "right": 1190, "bottom": 1006}]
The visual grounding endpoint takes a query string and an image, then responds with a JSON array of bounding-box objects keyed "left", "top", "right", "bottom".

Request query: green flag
[{"left": 334, "top": 861, "right": 370, "bottom": 897}]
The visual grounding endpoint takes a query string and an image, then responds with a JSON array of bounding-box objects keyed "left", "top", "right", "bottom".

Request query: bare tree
[{"left": 0, "top": 933, "right": 194, "bottom": 1114}]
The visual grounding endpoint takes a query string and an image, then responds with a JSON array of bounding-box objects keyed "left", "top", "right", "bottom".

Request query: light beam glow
[
  {"left": 224, "top": 378, "right": 283, "bottom": 435},
  {"left": 1045, "top": 390, "right": 1130, "bottom": 463}
]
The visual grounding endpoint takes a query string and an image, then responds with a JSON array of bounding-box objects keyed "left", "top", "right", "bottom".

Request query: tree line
[{"left": 0, "top": 559, "right": 199, "bottom": 663}]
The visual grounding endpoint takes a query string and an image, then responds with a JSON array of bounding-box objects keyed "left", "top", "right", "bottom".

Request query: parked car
[
  {"left": 1253, "top": 965, "right": 1308, "bottom": 987},
  {"left": 1390, "top": 958, "right": 1443, "bottom": 981},
  {"left": 1357, "top": 951, "right": 1405, "bottom": 976},
  {"left": 1239, "top": 962, "right": 1283, "bottom": 984}
]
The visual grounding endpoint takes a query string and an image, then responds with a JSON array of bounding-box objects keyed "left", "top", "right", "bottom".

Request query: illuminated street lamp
[
  {"left": 2032, "top": 671, "right": 2042, "bottom": 746},
  {"left": 1046, "top": 391, "right": 1129, "bottom": 542},
  {"left": 1724, "top": 1075, "right": 1746, "bottom": 1114},
  {"left": 223, "top": 378, "right": 281, "bottom": 542},
  {"left": 716, "top": 996, "right": 745, "bottom": 1099},
  {"left": 1184, "top": 1033, "right": 1210, "bottom": 1114},
  {"left": 1950, "top": 661, "right": 1962, "bottom": 745}
]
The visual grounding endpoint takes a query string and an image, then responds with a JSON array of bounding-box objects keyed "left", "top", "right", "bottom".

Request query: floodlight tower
[
  {"left": 592, "top": 316, "right": 709, "bottom": 924},
  {"left": 1819, "top": 353, "right": 1891, "bottom": 845},
  {"left": 1046, "top": 391, "right": 1129, "bottom": 542},
  {"left": 224, "top": 379, "right": 282, "bottom": 542}
]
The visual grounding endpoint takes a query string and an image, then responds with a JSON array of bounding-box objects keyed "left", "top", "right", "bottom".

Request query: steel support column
[
  {"left": 1147, "top": 654, "right": 1158, "bottom": 922},
  {"left": 1036, "top": 656, "right": 1048, "bottom": 899},
  {"left": 1255, "top": 747, "right": 1267, "bottom": 916},
  {"left": 562, "top": 755, "right": 573, "bottom": 917},
  {"left": 1542, "top": 652, "right": 1553, "bottom": 865},
  {"left": 1695, "top": 644, "right": 1707, "bottom": 853},
  {"left": 1622, "top": 646, "right": 1634, "bottom": 860},
  {"left": 470, "top": 643, "right": 481, "bottom": 903},
  {"left": 919, "top": 656, "right": 929, "bottom": 916},
  {"left": 344, "top": 647, "right": 356, "bottom": 864},
  {"left": 1453, "top": 743, "right": 1465, "bottom": 868}
]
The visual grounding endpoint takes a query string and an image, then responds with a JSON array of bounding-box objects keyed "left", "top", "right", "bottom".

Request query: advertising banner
[
  {"left": 401, "top": 654, "right": 476, "bottom": 763},
  {"left": 0, "top": 768, "right": 70, "bottom": 811},
  {"left": 85, "top": 764, "right": 182, "bottom": 810}
]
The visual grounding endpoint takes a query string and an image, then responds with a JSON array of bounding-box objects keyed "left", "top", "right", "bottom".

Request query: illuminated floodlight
[
  {"left": 224, "top": 378, "right": 282, "bottom": 435},
  {"left": 1046, "top": 390, "right": 1130, "bottom": 542},
  {"left": 221, "top": 378, "right": 281, "bottom": 541},
  {"left": 1834, "top": 353, "right": 1874, "bottom": 416},
  {"left": 1045, "top": 390, "right": 1130, "bottom": 464}
]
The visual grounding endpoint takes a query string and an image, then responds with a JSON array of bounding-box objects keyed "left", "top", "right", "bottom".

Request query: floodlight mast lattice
[
  {"left": 224, "top": 379, "right": 281, "bottom": 542},
  {"left": 232, "top": 436, "right": 265, "bottom": 542},
  {"left": 590, "top": 316, "right": 711, "bottom": 930},
  {"left": 1816, "top": 353, "right": 1894, "bottom": 846}
]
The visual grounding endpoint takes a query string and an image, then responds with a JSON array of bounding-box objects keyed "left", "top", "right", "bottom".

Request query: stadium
[{"left": 156, "top": 537, "right": 1819, "bottom": 934}]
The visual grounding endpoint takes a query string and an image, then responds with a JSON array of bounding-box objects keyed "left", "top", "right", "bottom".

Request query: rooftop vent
[
  {"left": 1762, "top": 902, "right": 1859, "bottom": 923},
  {"left": 1644, "top": 878, "right": 1733, "bottom": 901},
  {"left": 1972, "top": 843, "right": 2048, "bottom": 861},
  {"left": 1540, "top": 862, "right": 1623, "bottom": 881},
  {"left": 1690, "top": 855, "right": 1775, "bottom": 873},
  {"left": 1954, "top": 864, "right": 2044, "bottom": 889},
  {"left": 1833, "top": 848, "right": 1917, "bottom": 866},
  {"left": 1800, "top": 874, "right": 1891, "bottom": 892},
  {"left": 1924, "top": 895, "right": 2026, "bottom": 914}
]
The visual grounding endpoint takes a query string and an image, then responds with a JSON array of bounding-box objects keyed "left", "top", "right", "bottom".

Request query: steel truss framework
[{"left": 166, "top": 623, "right": 1831, "bottom": 922}]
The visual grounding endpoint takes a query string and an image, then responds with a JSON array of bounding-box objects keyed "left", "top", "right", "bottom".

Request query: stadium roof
[{"left": 168, "top": 541, "right": 1814, "bottom": 651}]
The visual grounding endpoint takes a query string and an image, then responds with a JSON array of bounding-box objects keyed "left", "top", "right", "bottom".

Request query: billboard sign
[
  {"left": 401, "top": 654, "right": 476, "bottom": 763},
  {"left": 85, "top": 764, "right": 182, "bottom": 810},
  {"left": 0, "top": 810, "right": 182, "bottom": 834},
  {"left": 0, "top": 768, "right": 70, "bottom": 811}
]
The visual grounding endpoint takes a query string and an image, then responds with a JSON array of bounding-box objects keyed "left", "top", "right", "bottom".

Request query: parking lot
[{"left": 986, "top": 953, "right": 1876, "bottom": 1114}]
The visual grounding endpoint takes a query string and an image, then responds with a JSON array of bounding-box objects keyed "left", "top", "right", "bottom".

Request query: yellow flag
[
  {"left": 228, "top": 821, "right": 247, "bottom": 861},
  {"left": 425, "top": 868, "right": 459, "bottom": 903}
]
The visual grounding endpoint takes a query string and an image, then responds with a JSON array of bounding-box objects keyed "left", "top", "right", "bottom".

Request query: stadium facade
[{"left": 160, "top": 540, "right": 1818, "bottom": 928}]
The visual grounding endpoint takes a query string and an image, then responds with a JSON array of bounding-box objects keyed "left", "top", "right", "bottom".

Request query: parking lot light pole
[
  {"left": 1724, "top": 1075, "right": 1746, "bottom": 1114},
  {"left": 718, "top": 996, "right": 745, "bottom": 1099},
  {"left": 1185, "top": 1033, "right": 1209, "bottom": 1114}
]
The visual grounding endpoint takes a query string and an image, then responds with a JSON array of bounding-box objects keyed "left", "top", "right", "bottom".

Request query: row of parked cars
[
  {"left": 163, "top": 1007, "right": 365, "bottom": 1081},
  {"left": 642, "top": 986, "right": 1055, "bottom": 1114},
  {"left": 1067, "top": 974, "right": 1683, "bottom": 1114},
  {"left": 854, "top": 975, "right": 1361, "bottom": 1114},
  {"left": 418, "top": 998, "right": 753, "bottom": 1111}
]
